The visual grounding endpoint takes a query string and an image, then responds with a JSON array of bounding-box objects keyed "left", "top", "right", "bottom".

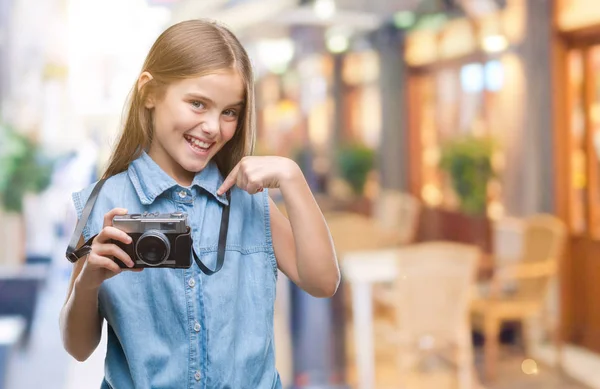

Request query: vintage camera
[{"left": 111, "top": 212, "right": 193, "bottom": 268}]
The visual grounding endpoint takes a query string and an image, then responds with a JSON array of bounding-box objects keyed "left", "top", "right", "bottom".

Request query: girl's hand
[
  {"left": 77, "top": 208, "right": 141, "bottom": 290},
  {"left": 217, "top": 156, "right": 301, "bottom": 195}
]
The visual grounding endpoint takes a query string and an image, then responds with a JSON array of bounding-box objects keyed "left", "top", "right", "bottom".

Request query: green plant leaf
[
  {"left": 439, "top": 135, "right": 497, "bottom": 215},
  {"left": 0, "top": 123, "right": 55, "bottom": 213},
  {"left": 336, "top": 143, "right": 375, "bottom": 196}
]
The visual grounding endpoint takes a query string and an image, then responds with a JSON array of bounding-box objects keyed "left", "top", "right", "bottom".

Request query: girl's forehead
[{"left": 170, "top": 71, "right": 245, "bottom": 102}]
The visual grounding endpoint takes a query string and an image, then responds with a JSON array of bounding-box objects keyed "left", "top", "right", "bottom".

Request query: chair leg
[
  {"left": 457, "top": 329, "right": 476, "bottom": 389},
  {"left": 521, "top": 317, "right": 535, "bottom": 357},
  {"left": 483, "top": 316, "right": 500, "bottom": 381},
  {"left": 396, "top": 343, "right": 416, "bottom": 389},
  {"left": 523, "top": 312, "right": 564, "bottom": 371},
  {"left": 553, "top": 319, "right": 564, "bottom": 373}
]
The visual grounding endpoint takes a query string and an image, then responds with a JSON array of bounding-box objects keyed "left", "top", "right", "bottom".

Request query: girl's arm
[
  {"left": 269, "top": 174, "right": 340, "bottom": 297},
  {"left": 60, "top": 208, "right": 136, "bottom": 361},
  {"left": 60, "top": 236, "right": 104, "bottom": 362},
  {"left": 218, "top": 157, "right": 340, "bottom": 297}
]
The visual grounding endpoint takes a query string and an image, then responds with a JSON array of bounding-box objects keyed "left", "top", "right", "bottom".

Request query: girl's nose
[{"left": 200, "top": 114, "right": 219, "bottom": 138}]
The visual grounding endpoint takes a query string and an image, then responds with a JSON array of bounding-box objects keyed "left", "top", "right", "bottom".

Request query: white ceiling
[{"left": 169, "top": 0, "right": 421, "bottom": 37}]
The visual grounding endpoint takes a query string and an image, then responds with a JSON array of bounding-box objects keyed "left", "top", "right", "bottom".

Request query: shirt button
[
  {"left": 194, "top": 370, "right": 201, "bottom": 381},
  {"left": 194, "top": 321, "right": 201, "bottom": 332},
  {"left": 188, "top": 278, "right": 195, "bottom": 288},
  {"left": 178, "top": 190, "right": 187, "bottom": 198}
]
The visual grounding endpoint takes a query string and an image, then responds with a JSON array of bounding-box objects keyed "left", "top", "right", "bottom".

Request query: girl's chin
[
  {"left": 178, "top": 142, "right": 221, "bottom": 171},
  {"left": 180, "top": 159, "right": 209, "bottom": 174}
]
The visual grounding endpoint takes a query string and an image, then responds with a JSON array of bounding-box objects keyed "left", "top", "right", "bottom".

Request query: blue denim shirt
[{"left": 72, "top": 151, "right": 281, "bottom": 389}]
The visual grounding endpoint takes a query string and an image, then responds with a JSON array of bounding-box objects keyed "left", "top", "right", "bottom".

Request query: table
[
  {"left": 341, "top": 246, "right": 493, "bottom": 389},
  {"left": 341, "top": 249, "right": 399, "bottom": 389}
]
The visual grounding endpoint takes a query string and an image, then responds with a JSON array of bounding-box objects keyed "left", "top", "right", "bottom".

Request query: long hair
[{"left": 102, "top": 19, "right": 255, "bottom": 179}]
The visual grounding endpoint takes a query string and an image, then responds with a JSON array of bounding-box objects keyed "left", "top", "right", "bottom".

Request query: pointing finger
[{"left": 217, "top": 163, "right": 240, "bottom": 195}]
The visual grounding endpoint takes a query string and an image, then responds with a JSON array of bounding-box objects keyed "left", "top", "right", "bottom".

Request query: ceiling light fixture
[{"left": 314, "top": 0, "right": 336, "bottom": 20}]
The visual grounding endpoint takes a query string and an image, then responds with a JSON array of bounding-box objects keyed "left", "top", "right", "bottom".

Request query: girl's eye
[
  {"left": 223, "top": 109, "right": 238, "bottom": 118},
  {"left": 191, "top": 101, "right": 205, "bottom": 109}
]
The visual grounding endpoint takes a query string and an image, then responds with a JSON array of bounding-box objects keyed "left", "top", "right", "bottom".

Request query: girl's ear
[{"left": 137, "top": 71, "right": 155, "bottom": 109}]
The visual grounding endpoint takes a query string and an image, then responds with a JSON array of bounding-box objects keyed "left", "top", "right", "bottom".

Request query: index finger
[
  {"left": 217, "top": 164, "right": 240, "bottom": 195},
  {"left": 103, "top": 208, "right": 128, "bottom": 228}
]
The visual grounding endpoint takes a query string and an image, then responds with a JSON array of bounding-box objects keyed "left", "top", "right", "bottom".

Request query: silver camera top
[{"left": 113, "top": 212, "right": 189, "bottom": 234}]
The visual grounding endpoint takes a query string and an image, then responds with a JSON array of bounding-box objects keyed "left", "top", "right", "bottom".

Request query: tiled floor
[
  {"left": 475, "top": 347, "right": 587, "bottom": 389},
  {"left": 483, "top": 355, "right": 586, "bottom": 389},
  {"left": 4, "top": 258, "right": 72, "bottom": 389},
  {"left": 344, "top": 343, "right": 590, "bottom": 389}
]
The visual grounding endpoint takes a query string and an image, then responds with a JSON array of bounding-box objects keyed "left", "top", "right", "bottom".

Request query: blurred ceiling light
[
  {"left": 314, "top": 0, "right": 336, "bottom": 20},
  {"left": 257, "top": 39, "right": 295, "bottom": 74},
  {"left": 325, "top": 26, "right": 351, "bottom": 54},
  {"left": 393, "top": 11, "right": 416, "bottom": 29},
  {"left": 482, "top": 34, "right": 508, "bottom": 53},
  {"left": 326, "top": 34, "right": 349, "bottom": 54}
]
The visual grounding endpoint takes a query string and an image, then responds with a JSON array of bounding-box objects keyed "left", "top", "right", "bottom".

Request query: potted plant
[
  {"left": 0, "top": 123, "right": 54, "bottom": 266},
  {"left": 335, "top": 143, "right": 375, "bottom": 215},
  {"left": 439, "top": 134, "right": 496, "bottom": 216}
]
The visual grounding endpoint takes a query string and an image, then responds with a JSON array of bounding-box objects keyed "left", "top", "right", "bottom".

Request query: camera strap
[
  {"left": 65, "top": 178, "right": 231, "bottom": 276},
  {"left": 192, "top": 190, "right": 231, "bottom": 275},
  {"left": 65, "top": 178, "right": 108, "bottom": 263}
]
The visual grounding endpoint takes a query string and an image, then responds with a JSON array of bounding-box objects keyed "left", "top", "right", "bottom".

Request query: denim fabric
[{"left": 72, "top": 151, "right": 281, "bottom": 389}]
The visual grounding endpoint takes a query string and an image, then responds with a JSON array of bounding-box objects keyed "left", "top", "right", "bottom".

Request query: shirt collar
[{"left": 127, "top": 151, "right": 229, "bottom": 206}]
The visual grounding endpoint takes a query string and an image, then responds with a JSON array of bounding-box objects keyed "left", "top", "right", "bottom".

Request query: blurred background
[{"left": 1, "top": 0, "right": 599, "bottom": 388}]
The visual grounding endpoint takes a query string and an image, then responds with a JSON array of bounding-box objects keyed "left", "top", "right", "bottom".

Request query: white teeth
[{"left": 186, "top": 135, "right": 211, "bottom": 149}]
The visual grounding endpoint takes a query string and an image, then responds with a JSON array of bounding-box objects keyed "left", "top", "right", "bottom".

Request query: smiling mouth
[{"left": 184, "top": 134, "right": 214, "bottom": 152}]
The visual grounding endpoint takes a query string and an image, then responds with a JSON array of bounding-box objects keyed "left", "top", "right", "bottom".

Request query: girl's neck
[{"left": 147, "top": 147, "right": 194, "bottom": 187}]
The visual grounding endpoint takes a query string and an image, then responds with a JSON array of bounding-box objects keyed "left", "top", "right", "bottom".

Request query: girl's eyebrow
[
  {"left": 229, "top": 100, "right": 245, "bottom": 107},
  {"left": 184, "top": 92, "right": 244, "bottom": 107}
]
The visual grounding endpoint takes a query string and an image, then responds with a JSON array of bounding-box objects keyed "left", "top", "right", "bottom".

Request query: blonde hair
[{"left": 102, "top": 19, "right": 255, "bottom": 179}]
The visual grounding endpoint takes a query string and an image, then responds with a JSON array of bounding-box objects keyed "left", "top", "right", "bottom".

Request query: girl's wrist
[
  {"left": 277, "top": 159, "right": 302, "bottom": 189},
  {"left": 74, "top": 275, "right": 101, "bottom": 295}
]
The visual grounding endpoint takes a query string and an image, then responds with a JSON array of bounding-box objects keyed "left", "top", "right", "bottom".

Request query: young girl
[{"left": 59, "top": 19, "right": 340, "bottom": 389}]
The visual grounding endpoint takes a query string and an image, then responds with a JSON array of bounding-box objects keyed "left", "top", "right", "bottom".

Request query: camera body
[{"left": 111, "top": 212, "right": 193, "bottom": 268}]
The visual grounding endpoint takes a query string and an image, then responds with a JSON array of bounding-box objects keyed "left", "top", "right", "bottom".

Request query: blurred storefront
[
  {"left": 553, "top": 0, "right": 600, "bottom": 357},
  {"left": 403, "top": 0, "right": 530, "bottom": 251},
  {"left": 338, "top": 50, "right": 381, "bottom": 148},
  {"left": 255, "top": 50, "right": 335, "bottom": 194},
  {"left": 400, "top": 0, "right": 600, "bottom": 375},
  {"left": 254, "top": 35, "right": 385, "bottom": 200}
]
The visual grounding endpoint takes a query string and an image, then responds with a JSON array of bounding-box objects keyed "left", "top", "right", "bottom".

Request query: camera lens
[{"left": 136, "top": 231, "right": 170, "bottom": 266}]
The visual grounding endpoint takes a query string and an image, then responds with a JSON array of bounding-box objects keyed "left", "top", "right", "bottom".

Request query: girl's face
[{"left": 144, "top": 69, "right": 245, "bottom": 185}]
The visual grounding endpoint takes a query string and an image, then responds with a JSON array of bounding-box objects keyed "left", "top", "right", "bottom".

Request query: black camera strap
[
  {"left": 65, "top": 179, "right": 230, "bottom": 276},
  {"left": 192, "top": 190, "right": 230, "bottom": 275}
]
